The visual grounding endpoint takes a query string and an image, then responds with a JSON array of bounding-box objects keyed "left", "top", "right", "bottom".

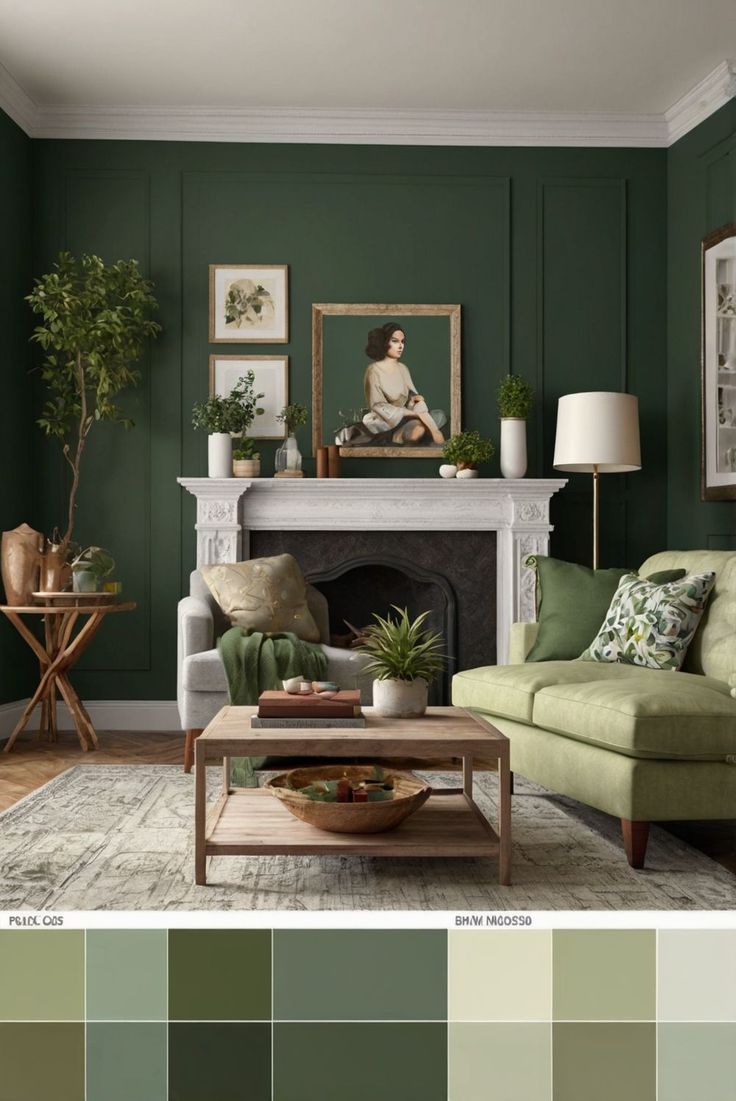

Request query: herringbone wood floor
[{"left": 1, "top": 730, "right": 734, "bottom": 874}]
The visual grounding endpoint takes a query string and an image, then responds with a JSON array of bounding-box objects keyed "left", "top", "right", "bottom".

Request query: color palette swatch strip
[{"left": 1, "top": 928, "right": 735, "bottom": 1100}]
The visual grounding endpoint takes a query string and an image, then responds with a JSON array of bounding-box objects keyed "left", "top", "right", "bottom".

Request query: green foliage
[
  {"left": 442, "top": 430, "right": 495, "bottom": 468},
  {"left": 192, "top": 371, "right": 264, "bottom": 434},
  {"left": 355, "top": 606, "right": 445, "bottom": 684},
  {"left": 497, "top": 374, "right": 534, "bottom": 418},
  {"left": 233, "top": 439, "right": 260, "bottom": 460},
  {"left": 70, "top": 545, "right": 115, "bottom": 578},
  {"left": 277, "top": 402, "right": 309, "bottom": 433}
]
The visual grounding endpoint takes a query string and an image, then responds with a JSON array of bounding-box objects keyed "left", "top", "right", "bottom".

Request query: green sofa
[{"left": 452, "top": 551, "right": 736, "bottom": 868}]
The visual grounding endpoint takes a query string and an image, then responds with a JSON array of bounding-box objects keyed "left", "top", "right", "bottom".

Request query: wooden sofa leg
[
  {"left": 509, "top": 770, "right": 514, "bottom": 795},
  {"left": 621, "top": 819, "right": 650, "bottom": 869},
  {"left": 184, "top": 728, "right": 204, "bottom": 774}
]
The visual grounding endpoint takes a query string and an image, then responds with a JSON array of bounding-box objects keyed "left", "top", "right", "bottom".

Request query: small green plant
[
  {"left": 355, "top": 606, "right": 445, "bottom": 684},
  {"left": 70, "top": 545, "right": 115, "bottom": 578},
  {"left": 497, "top": 375, "right": 534, "bottom": 419},
  {"left": 192, "top": 372, "right": 264, "bottom": 434},
  {"left": 277, "top": 402, "right": 309, "bottom": 433},
  {"left": 442, "top": 430, "right": 495, "bottom": 469},
  {"left": 233, "top": 439, "right": 260, "bottom": 461}
]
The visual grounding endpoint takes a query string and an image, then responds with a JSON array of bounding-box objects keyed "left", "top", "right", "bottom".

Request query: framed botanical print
[
  {"left": 209, "top": 264, "right": 289, "bottom": 343},
  {"left": 702, "top": 223, "right": 736, "bottom": 500},
  {"left": 209, "top": 355, "right": 288, "bottom": 438},
  {"left": 311, "top": 303, "right": 461, "bottom": 458}
]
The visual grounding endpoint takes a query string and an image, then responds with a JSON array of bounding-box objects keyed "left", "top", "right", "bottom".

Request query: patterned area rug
[{"left": 1, "top": 765, "right": 735, "bottom": 911}]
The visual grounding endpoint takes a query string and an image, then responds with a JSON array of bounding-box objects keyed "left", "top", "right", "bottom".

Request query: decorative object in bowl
[{"left": 266, "top": 765, "right": 431, "bottom": 834}]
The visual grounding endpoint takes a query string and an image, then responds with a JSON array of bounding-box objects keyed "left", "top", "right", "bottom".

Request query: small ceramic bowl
[
  {"left": 298, "top": 682, "right": 314, "bottom": 694},
  {"left": 282, "top": 676, "right": 303, "bottom": 694}
]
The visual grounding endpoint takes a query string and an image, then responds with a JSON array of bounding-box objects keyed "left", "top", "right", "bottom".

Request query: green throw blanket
[{"left": 218, "top": 627, "right": 328, "bottom": 787}]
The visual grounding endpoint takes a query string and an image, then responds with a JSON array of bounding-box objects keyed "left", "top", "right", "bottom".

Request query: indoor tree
[{"left": 27, "top": 252, "right": 161, "bottom": 556}]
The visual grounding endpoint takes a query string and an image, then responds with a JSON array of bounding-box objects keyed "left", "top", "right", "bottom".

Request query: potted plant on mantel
[
  {"left": 25, "top": 252, "right": 161, "bottom": 591},
  {"left": 232, "top": 439, "right": 261, "bottom": 478},
  {"left": 275, "top": 402, "right": 308, "bottom": 476},
  {"left": 497, "top": 374, "right": 534, "bottom": 479},
  {"left": 440, "top": 430, "right": 495, "bottom": 479},
  {"left": 192, "top": 371, "right": 264, "bottom": 478},
  {"left": 355, "top": 606, "right": 445, "bottom": 718}
]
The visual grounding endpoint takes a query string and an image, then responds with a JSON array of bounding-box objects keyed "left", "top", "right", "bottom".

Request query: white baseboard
[{"left": 0, "top": 699, "right": 180, "bottom": 739}]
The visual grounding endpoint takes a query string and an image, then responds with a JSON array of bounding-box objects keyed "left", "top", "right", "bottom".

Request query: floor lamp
[{"left": 553, "top": 392, "right": 641, "bottom": 570}]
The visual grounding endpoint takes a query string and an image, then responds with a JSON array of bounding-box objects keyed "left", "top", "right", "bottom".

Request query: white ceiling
[{"left": 0, "top": 0, "right": 734, "bottom": 144}]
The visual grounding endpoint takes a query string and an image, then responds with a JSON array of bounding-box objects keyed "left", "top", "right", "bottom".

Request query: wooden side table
[{"left": 1, "top": 601, "right": 136, "bottom": 753}]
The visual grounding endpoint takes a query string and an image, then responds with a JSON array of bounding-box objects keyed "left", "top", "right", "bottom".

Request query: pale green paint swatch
[
  {"left": 658, "top": 1024, "right": 736, "bottom": 1101},
  {"left": 658, "top": 930, "right": 736, "bottom": 1021},
  {"left": 553, "top": 1024, "right": 656, "bottom": 1101},
  {"left": 87, "top": 930, "right": 167, "bottom": 1020},
  {"left": 448, "top": 930, "right": 551, "bottom": 1021},
  {"left": 449, "top": 1023, "right": 550, "bottom": 1101},
  {"left": 87, "top": 1023, "right": 167, "bottom": 1101},
  {"left": 553, "top": 930, "right": 655, "bottom": 1020},
  {"left": 0, "top": 930, "right": 84, "bottom": 1021}
]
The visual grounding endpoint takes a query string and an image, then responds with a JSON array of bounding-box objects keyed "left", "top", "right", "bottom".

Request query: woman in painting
[{"left": 341, "top": 322, "right": 447, "bottom": 446}]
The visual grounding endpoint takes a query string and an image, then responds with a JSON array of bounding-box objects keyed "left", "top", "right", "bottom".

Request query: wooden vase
[
  {"left": 39, "top": 543, "right": 70, "bottom": 593},
  {"left": 1, "top": 524, "right": 43, "bottom": 605}
]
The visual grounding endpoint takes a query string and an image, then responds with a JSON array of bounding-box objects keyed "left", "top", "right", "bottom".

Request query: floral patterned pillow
[{"left": 580, "top": 571, "right": 716, "bottom": 672}]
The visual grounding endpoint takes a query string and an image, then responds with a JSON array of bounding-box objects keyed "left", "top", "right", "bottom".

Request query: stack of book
[{"left": 251, "top": 689, "right": 365, "bottom": 728}]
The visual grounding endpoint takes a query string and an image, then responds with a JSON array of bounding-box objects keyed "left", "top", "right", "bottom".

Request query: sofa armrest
[
  {"left": 509, "top": 621, "right": 539, "bottom": 664},
  {"left": 178, "top": 595, "right": 214, "bottom": 660}
]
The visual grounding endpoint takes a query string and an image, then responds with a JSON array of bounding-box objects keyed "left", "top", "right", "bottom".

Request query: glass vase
[{"left": 275, "top": 433, "right": 302, "bottom": 474}]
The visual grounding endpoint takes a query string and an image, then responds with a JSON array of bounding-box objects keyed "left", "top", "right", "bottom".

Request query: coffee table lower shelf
[{"left": 196, "top": 788, "right": 500, "bottom": 884}]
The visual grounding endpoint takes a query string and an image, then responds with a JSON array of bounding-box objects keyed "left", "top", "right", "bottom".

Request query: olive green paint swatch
[
  {"left": 553, "top": 930, "right": 656, "bottom": 1020},
  {"left": 169, "top": 1023, "right": 271, "bottom": 1101},
  {"left": 87, "top": 1023, "right": 167, "bottom": 1101},
  {"left": 169, "top": 929, "right": 271, "bottom": 1020},
  {"left": 273, "top": 930, "right": 447, "bottom": 1020},
  {"left": 87, "top": 930, "right": 167, "bottom": 1020},
  {"left": 0, "top": 1024, "right": 84, "bottom": 1101},
  {"left": 0, "top": 930, "right": 84, "bottom": 1021},
  {"left": 449, "top": 1023, "right": 551, "bottom": 1101},
  {"left": 274, "top": 1023, "right": 447, "bottom": 1101},
  {"left": 657, "top": 1024, "right": 736, "bottom": 1101},
  {"left": 553, "top": 1024, "right": 656, "bottom": 1101}
]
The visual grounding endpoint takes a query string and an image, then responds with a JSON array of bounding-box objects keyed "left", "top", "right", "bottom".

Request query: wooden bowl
[{"left": 266, "top": 765, "right": 431, "bottom": 834}]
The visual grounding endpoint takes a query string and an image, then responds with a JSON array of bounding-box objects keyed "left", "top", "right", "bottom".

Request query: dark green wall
[
  {"left": 30, "top": 140, "right": 667, "bottom": 700},
  {"left": 0, "top": 108, "right": 34, "bottom": 703},
  {"left": 667, "top": 99, "right": 736, "bottom": 549}
]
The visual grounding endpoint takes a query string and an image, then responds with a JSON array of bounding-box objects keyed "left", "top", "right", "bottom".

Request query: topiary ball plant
[
  {"left": 497, "top": 375, "right": 534, "bottom": 419},
  {"left": 442, "top": 430, "right": 495, "bottom": 470}
]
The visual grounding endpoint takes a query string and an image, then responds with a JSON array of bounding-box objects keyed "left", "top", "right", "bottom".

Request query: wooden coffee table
[{"left": 194, "top": 705, "right": 511, "bottom": 887}]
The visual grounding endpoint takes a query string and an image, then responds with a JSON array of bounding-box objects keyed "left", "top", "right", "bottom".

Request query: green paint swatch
[
  {"left": 87, "top": 1023, "right": 167, "bottom": 1101},
  {"left": 449, "top": 1023, "right": 551, "bottom": 1101},
  {"left": 274, "top": 1023, "right": 447, "bottom": 1101},
  {"left": 0, "top": 1023, "right": 84, "bottom": 1101},
  {"left": 0, "top": 930, "right": 84, "bottom": 1021},
  {"left": 553, "top": 1024, "right": 656, "bottom": 1101},
  {"left": 87, "top": 930, "right": 167, "bottom": 1020},
  {"left": 657, "top": 1024, "right": 736, "bottom": 1101},
  {"left": 553, "top": 930, "right": 655, "bottom": 1020},
  {"left": 273, "top": 930, "right": 447, "bottom": 1020},
  {"left": 169, "top": 1022, "right": 271, "bottom": 1101},
  {"left": 448, "top": 929, "right": 551, "bottom": 1021},
  {"left": 658, "top": 930, "right": 736, "bottom": 1021},
  {"left": 169, "top": 929, "right": 271, "bottom": 1020}
]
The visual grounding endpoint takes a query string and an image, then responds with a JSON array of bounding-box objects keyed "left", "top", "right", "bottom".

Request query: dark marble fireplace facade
[{"left": 249, "top": 530, "right": 496, "bottom": 704}]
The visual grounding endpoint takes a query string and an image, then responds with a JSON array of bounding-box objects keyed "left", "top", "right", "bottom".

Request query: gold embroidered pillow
[
  {"left": 201, "top": 554, "right": 320, "bottom": 642},
  {"left": 581, "top": 571, "right": 716, "bottom": 672}
]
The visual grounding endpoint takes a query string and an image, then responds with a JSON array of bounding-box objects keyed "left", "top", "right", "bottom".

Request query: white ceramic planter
[
  {"left": 372, "top": 677, "right": 428, "bottom": 718},
  {"left": 456, "top": 467, "right": 479, "bottom": 479},
  {"left": 500, "top": 418, "right": 527, "bottom": 479},
  {"left": 208, "top": 433, "right": 232, "bottom": 478},
  {"left": 439, "top": 464, "right": 457, "bottom": 479}
]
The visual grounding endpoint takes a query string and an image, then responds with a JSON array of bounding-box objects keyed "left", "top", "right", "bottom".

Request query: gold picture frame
[
  {"left": 209, "top": 264, "right": 289, "bottom": 343},
  {"left": 312, "top": 303, "right": 461, "bottom": 458}
]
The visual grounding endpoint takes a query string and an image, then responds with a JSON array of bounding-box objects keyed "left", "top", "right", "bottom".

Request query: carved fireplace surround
[{"left": 178, "top": 478, "right": 566, "bottom": 665}]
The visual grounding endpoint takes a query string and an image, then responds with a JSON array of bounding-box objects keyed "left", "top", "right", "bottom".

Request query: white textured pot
[
  {"left": 208, "top": 433, "right": 232, "bottom": 478},
  {"left": 500, "top": 418, "right": 527, "bottom": 479},
  {"left": 372, "top": 677, "right": 428, "bottom": 718},
  {"left": 439, "top": 464, "right": 457, "bottom": 479},
  {"left": 456, "top": 467, "right": 479, "bottom": 479}
]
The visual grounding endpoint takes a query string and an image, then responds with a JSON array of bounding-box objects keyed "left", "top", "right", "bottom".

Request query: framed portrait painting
[
  {"left": 702, "top": 223, "right": 736, "bottom": 500},
  {"left": 209, "top": 355, "right": 288, "bottom": 438},
  {"left": 209, "top": 264, "right": 289, "bottom": 343},
  {"left": 312, "top": 303, "right": 461, "bottom": 458}
]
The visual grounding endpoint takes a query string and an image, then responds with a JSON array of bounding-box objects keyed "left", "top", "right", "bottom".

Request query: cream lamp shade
[{"left": 553, "top": 392, "right": 641, "bottom": 472}]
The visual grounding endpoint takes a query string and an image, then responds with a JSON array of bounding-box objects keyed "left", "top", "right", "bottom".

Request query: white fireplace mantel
[{"left": 178, "top": 477, "right": 567, "bottom": 664}]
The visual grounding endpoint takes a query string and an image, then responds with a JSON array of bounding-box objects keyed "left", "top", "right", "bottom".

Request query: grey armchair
[{"left": 177, "top": 570, "right": 374, "bottom": 771}]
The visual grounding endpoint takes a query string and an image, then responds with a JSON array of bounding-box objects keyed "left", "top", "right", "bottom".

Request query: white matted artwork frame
[
  {"left": 702, "top": 223, "right": 736, "bottom": 500},
  {"left": 209, "top": 264, "right": 289, "bottom": 343},
  {"left": 209, "top": 355, "right": 288, "bottom": 439}
]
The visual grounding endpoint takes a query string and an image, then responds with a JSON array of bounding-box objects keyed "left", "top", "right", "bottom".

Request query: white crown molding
[
  {"left": 0, "top": 699, "right": 179, "bottom": 739},
  {"left": 0, "top": 61, "right": 733, "bottom": 149},
  {"left": 665, "top": 59, "right": 736, "bottom": 145}
]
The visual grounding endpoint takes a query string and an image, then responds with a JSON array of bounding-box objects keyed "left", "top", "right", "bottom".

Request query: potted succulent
[
  {"left": 192, "top": 371, "right": 264, "bottom": 478},
  {"left": 70, "top": 545, "right": 115, "bottom": 594},
  {"left": 355, "top": 606, "right": 444, "bottom": 718},
  {"left": 497, "top": 374, "right": 534, "bottom": 479},
  {"left": 441, "top": 430, "right": 495, "bottom": 479},
  {"left": 233, "top": 439, "right": 261, "bottom": 478},
  {"left": 275, "top": 402, "right": 309, "bottom": 475}
]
